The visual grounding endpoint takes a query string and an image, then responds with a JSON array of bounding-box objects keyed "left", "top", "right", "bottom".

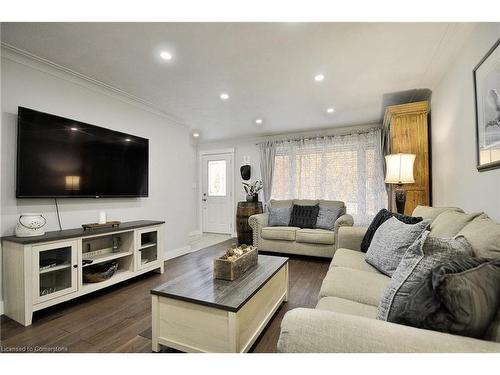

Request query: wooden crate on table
[{"left": 213, "top": 245, "right": 258, "bottom": 281}]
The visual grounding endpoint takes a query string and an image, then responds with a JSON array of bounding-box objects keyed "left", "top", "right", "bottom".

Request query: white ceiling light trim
[
  {"left": 326, "top": 108, "right": 335, "bottom": 113},
  {"left": 255, "top": 118, "right": 263, "bottom": 125},
  {"left": 314, "top": 74, "right": 325, "bottom": 82},
  {"left": 160, "top": 51, "right": 173, "bottom": 60},
  {"left": 220, "top": 93, "right": 229, "bottom": 100}
]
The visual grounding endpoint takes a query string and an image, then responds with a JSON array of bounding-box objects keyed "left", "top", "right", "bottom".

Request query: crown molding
[{"left": 1, "top": 42, "right": 186, "bottom": 127}]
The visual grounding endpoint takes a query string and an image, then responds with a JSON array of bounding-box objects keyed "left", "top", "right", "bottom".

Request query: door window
[{"left": 208, "top": 160, "right": 227, "bottom": 197}]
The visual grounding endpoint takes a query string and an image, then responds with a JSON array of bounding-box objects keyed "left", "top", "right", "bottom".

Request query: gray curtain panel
[{"left": 258, "top": 140, "right": 277, "bottom": 208}]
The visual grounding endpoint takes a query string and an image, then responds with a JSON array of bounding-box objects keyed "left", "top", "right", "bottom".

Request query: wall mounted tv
[{"left": 16, "top": 107, "right": 149, "bottom": 198}]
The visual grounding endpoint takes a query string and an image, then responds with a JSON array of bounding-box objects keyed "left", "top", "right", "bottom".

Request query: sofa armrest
[
  {"left": 334, "top": 213, "right": 354, "bottom": 227},
  {"left": 333, "top": 214, "right": 354, "bottom": 250},
  {"left": 248, "top": 213, "right": 269, "bottom": 248},
  {"left": 336, "top": 226, "right": 368, "bottom": 251},
  {"left": 278, "top": 308, "right": 500, "bottom": 353}
]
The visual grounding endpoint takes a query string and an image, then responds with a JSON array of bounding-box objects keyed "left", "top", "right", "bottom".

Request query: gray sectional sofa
[
  {"left": 248, "top": 199, "right": 353, "bottom": 258},
  {"left": 277, "top": 206, "right": 500, "bottom": 352}
]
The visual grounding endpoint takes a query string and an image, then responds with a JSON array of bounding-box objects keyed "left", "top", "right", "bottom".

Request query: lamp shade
[{"left": 385, "top": 153, "right": 416, "bottom": 184}]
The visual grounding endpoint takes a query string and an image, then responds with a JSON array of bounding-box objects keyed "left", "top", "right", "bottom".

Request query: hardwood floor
[{"left": 0, "top": 240, "right": 329, "bottom": 353}]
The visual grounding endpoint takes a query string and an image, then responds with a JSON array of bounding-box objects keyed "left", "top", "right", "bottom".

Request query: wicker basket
[{"left": 83, "top": 261, "right": 119, "bottom": 283}]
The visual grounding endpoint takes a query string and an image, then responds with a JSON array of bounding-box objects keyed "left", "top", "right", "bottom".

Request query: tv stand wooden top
[{"left": 1, "top": 220, "right": 165, "bottom": 245}]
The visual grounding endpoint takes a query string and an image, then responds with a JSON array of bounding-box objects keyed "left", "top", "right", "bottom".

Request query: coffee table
[{"left": 151, "top": 254, "right": 289, "bottom": 353}]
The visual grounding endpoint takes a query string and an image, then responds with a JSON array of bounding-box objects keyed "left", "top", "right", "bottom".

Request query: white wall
[
  {"left": 431, "top": 23, "right": 500, "bottom": 221},
  {"left": 0, "top": 49, "right": 198, "bottom": 312}
]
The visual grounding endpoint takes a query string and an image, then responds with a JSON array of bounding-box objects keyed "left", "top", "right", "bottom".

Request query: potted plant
[{"left": 242, "top": 180, "right": 263, "bottom": 202}]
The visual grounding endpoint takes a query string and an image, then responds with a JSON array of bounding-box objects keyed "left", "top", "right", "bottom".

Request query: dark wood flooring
[{"left": 0, "top": 240, "right": 329, "bottom": 353}]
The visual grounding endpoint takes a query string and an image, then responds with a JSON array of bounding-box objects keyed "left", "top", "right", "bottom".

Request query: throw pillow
[
  {"left": 365, "top": 217, "right": 431, "bottom": 276},
  {"left": 377, "top": 232, "right": 473, "bottom": 322},
  {"left": 457, "top": 215, "right": 500, "bottom": 258},
  {"left": 288, "top": 204, "right": 320, "bottom": 229},
  {"left": 360, "top": 209, "right": 423, "bottom": 252},
  {"left": 268, "top": 206, "right": 292, "bottom": 226},
  {"left": 397, "top": 256, "right": 500, "bottom": 339},
  {"left": 429, "top": 211, "right": 484, "bottom": 238},
  {"left": 315, "top": 205, "right": 344, "bottom": 231}
]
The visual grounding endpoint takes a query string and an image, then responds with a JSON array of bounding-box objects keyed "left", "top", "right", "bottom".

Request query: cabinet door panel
[
  {"left": 135, "top": 227, "right": 161, "bottom": 270},
  {"left": 33, "top": 240, "right": 78, "bottom": 304}
]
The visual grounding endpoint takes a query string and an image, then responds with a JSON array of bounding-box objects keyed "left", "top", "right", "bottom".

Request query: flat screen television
[{"left": 16, "top": 107, "right": 149, "bottom": 198}]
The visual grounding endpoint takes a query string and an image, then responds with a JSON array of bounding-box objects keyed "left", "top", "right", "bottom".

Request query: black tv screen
[{"left": 16, "top": 107, "right": 149, "bottom": 198}]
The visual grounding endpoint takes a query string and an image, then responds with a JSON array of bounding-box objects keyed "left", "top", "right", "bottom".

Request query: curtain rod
[{"left": 256, "top": 126, "right": 381, "bottom": 146}]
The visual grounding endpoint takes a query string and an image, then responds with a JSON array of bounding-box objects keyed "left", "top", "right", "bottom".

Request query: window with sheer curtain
[{"left": 270, "top": 129, "right": 387, "bottom": 225}]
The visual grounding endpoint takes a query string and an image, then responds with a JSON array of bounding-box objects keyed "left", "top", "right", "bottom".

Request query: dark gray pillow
[
  {"left": 365, "top": 217, "right": 431, "bottom": 276},
  {"left": 315, "top": 205, "right": 345, "bottom": 231},
  {"left": 397, "top": 256, "right": 500, "bottom": 339},
  {"left": 360, "top": 209, "right": 423, "bottom": 252},
  {"left": 377, "top": 232, "right": 473, "bottom": 322},
  {"left": 268, "top": 206, "right": 292, "bottom": 226},
  {"left": 289, "top": 204, "right": 320, "bottom": 229}
]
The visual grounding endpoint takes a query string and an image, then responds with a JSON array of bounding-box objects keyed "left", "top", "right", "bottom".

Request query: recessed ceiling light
[
  {"left": 314, "top": 74, "right": 325, "bottom": 82},
  {"left": 326, "top": 108, "right": 335, "bottom": 114},
  {"left": 125, "top": 138, "right": 131, "bottom": 142},
  {"left": 220, "top": 93, "right": 229, "bottom": 100},
  {"left": 160, "top": 51, "right": 173, "bottom": 60},
  {"left": 192, "top": 132, "right": 200, "bottom": 138},
  {"left": 70, "top": 127, "right": 78, "bottom": 131},
  {"left": 255, "top": 118, "right": 263, "bottom": 125}
]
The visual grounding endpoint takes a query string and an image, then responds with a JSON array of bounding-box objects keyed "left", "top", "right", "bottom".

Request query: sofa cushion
[
  {"left": 457, "top": 215, "right": 500, "bottom": 258},
  {"left": 412, "top": 205, "right": 464, "bottom": 223},
  {"left": 319, "top": 267, "right": 390, "bottom": 306},
  {"left": 268, "top": 205, "right": 292, "bottom": 226},
  {"left": 365, "top": 217, "right": 431, "bottom": 276},
  {"left": 361, "top": 208, "right": 423, "bottom": 252},
  {"left": 397, "top": 256, "right": 500, "bottom": 339},
  {"left": 330, "top": 248, "right": 379, "bottom": 274},
  {"left": 377, "top": 231, "right": 473, "bottom": 322},
  {"left": 261, "top": 226, "right": 299, "bottom": 241},
  {"left": 289, "top": 204, "right": 320, "bottom": 229},
  {"left": 260, "top": 239, "right": 335, "bottom": 258},
  {"left": 316, "top": 297, "right": 378, "bottom": 319},
  {"left": 430, "top": 211, "right": 484, "bottom": 238},
  {"left": 296, "top": 228, "right": 335, "bottom": 245}
]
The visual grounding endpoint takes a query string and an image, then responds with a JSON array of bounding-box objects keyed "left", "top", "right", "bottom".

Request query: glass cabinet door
[
  {"left": 136, "top": 229, "right": 159, "bottom": 270},
  {"left": 33, "top": 240, "right": 78, "bottom": 304}
]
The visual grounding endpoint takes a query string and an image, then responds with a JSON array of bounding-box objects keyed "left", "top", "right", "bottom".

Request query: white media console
[{"left": 1, "top": 220, "right": 164, "bottom": 326}]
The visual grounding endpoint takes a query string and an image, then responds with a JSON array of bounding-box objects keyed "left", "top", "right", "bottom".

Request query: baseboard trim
[
  {"left": 165, "top": 245, "right": 192, "bottom": 260},
  {"left": 189, "top": 230, "right": 202, "bottom": 237}
]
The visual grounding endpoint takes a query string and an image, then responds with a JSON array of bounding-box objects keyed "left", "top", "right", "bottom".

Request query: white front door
[{"left": 201, "top": 153, "right": 233, "bottom": 234}]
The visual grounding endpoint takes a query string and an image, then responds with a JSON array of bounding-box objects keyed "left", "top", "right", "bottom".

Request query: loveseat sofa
[
  {"left": 277, "top": 206, "right": 500, "bottom": 352},
  {"left": 248, "top": 199, "right": 353, "bottom": 258}
]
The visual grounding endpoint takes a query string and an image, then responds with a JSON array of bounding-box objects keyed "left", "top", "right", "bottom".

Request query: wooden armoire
[{"left": 383, "top": 101, "right": 431, "bottom": 215}]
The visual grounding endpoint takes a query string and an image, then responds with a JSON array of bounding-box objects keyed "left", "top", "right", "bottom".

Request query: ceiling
[{"left": 1, "top": 23, "right": 475, "bottom": 141}]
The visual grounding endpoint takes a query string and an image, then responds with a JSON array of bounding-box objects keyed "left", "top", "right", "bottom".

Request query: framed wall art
[{"left": 474, "top": 38, "right": 500, "bottom": 171}]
